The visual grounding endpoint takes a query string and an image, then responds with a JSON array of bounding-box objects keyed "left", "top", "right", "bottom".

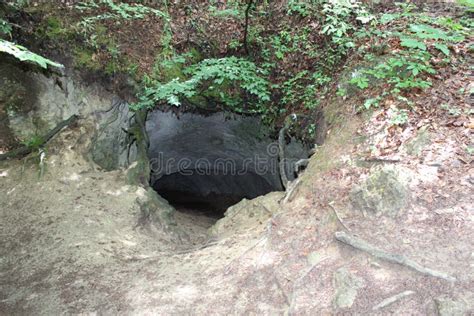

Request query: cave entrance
[
  {"left": 152, "top": 169, "right": 277, "bottom": 220},
  {"left": 146, "top": 110, "right": 307, "bottom": 233}
]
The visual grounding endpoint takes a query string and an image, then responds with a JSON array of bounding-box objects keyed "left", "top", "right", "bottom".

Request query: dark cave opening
[
  {"left": 152, "top": 169, "right": 277, "bottom": 219},
  {"left": 146, "top": 110, "right": 310, "bottom": 222}
]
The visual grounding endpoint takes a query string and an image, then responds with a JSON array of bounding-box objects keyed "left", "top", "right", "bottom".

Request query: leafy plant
[
  {"left": 21, "top": 135, "right": 44, "bottom": 150},
  {"left": 75, "top": 0, "right": 166, "bottom": 35},
  {"left": 350, "top": 74, "right": 369, "bottom": 89},
  {"left": 441, "top": 104, "right": 462, "bottom": 117},
  {"left": 0, "top": 39, "right": 63, "bottom": 69},
  {"left": 209, "top": 0, "right": 242, "bottom": 18},
  {"left": 287, "top": 0, "right": 317, "bottom": 17},
  {"left": 133, "top": 56, "right": 270, "bottom": 113},
  {"left": 321, "top": 0, "right": 374, "bottom": 46},
  {"left": 363, "top": 97, "right": 381, "bottom": 110},
  {"left": 347, "top": 7, "right": 469, "bottom": 109},
  {"left": 0, "top": 18, "right": 12, "bottom": 37}
]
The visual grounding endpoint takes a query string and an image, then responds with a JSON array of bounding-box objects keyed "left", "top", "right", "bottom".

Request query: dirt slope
[{"left": 0, "top": 61, "right": 473, "bottom": 315}]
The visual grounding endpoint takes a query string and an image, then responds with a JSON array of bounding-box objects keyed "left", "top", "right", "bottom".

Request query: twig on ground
[
  {"left": 328, "top": 201, "right": 351, "bottom": 232},
  {"left": 335, "top": 231, "right": 456, "bottom": 282},
  {"left": 372, "top": 290, "right": 415, "bottom": 310},
  {"left": 363, "top": 157, "right": 401, "bottom": 164}
]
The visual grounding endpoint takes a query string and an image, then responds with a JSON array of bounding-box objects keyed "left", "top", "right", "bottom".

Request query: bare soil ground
[{"left": 0, "top": 64, "right": 473, "bottom": 314}]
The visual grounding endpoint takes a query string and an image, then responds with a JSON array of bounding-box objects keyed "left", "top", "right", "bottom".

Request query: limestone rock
[
  {"left": 435, "top": 297, "right": 469, "bottom": 316},
  {"left": 333, "top": 267, "right": 365, "bottom": 309},
  {"left": 209, "top": 191, "right": 284, "bottom": 238},
  {"left": 90, "top": 100, "right": 136, "bottom": 170},
  {"left": 405, "top": 126, "right": 431, "bottom": 156},
  {"left": 350, "top": 166, "right": 410, "bottom": 217},
  {"left": 0, "top": 59, "right": 136, "bottom": 170}
]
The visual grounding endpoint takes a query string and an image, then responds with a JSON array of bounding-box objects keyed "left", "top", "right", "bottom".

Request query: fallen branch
[
  {"left": 0, "top": 114, "right": 78, "bottom": 161},
  {"left": 335, "top": 231, "right": 456, "bottom": 282},
  {"left": 372, "top": 290, "right": 415, "bottom": 310}
]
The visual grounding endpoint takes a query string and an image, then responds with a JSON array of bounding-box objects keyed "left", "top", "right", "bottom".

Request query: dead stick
[
  {"left": 372, "top": 290, "right": 415, "bottom": 310},
  {"left": 335, "top": 231, "right": 456, "bottom": 282},
  {"left": 0, "top": 114, "right": 78, "bottom": 161}
]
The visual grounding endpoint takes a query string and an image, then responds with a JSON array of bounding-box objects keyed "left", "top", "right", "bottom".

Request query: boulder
[
  {"left": 435, "top": 297, "right": 469, "bottom": 316},
  {"left": 333, "top": 267, "right": 365, "bottom": 309},
  {"left": 350, "top": 166, "right": 411, "bottom": 217},
  {"left": 209, "top": 191, "right": 284, "bottom": 238}
]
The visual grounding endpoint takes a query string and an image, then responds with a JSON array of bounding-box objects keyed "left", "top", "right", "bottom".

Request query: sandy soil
[{"left": 0, "top": 70, "right": 473, "bottom": 315}]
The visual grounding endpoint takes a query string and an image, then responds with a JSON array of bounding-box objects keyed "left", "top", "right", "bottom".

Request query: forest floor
[
  {"left": 0, "top": 55, "right": 472, "bottom": 315},
  {"left": 0, "top": 2, "right": 473, "bottom": 312}
]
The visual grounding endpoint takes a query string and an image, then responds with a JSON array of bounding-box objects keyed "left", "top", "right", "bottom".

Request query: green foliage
[
  {"left": 441, "top": 103, "right": 462, "bottom": 117},
  {"left": 321, "top": 0, "right": 374, "bottom": 47},
  {"left": 456, "top": 0, "right": 474, "bottom": 11},
  {"left": 350, "top": 74, "right": 369, "bottom": 89},
  {"left": 287, "top": 0, "right": 318, "bottom": 17},
  {"left": 363, "top": 97, "right": 381, "bottom": 110},
  {"left": 73, "top": 47, "right": 101, "bottom": 70},
  {"left": 40, "top": 16, "right": 70, "bottom": 40},
  {"left": 0, "top": 18, "right": 12, "bottom": 38},
  {"left": 208, "top": 0, "right": 242, "bottom": 18},
  {"left": 75, "top": 0, "right": 166, "bottom": 35},
  {"left": 399, "top": 37, "right": 426, "bottom": 50},
  {"left": 132, "top": 57, "right": 270, "bottom": 113},
  {"left": 348, "top": 6, "right": 471, "bottom": 109},
  {"left": 21, "top": 135, "right": 44, "bottom": 150},
  {"left": 279, "top": 70, "right": 330, "bottom": 110},
  {"left": 0, "top": 39, "right": 63, "bottom": 69},
  {"left": 76, "top": 0, "right": 165, "bottom": 20}
]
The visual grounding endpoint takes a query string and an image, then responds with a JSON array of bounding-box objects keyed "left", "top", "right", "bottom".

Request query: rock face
[
  {"left": 90, "top": 99, "right": 137, "bottom": 170},
  {"left": 0, "top": 58, "right": 134, "bottom": 170},
  {"left": 405, "top": 126, "right": 431, "bottom": 156},
  {"left": 209, "top": 191, "right": 284, "bottom": 238},
  {"left": 350, "top": 166, "right": 411, "bottom": 217},
  {"left": 435, "top": 297, "right": 470, "bottom": 316}
]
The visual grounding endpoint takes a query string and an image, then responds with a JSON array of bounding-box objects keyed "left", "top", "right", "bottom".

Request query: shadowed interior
[{"left": 153, "top": 169, "right": 276, "bottom": 216}]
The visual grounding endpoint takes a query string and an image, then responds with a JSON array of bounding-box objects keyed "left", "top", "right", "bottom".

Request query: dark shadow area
[{"left": 152, "top": 169, "right": 277, "bottom": 218}]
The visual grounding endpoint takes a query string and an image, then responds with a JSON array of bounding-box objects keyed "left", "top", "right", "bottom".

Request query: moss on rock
[{"left": 350, "top": 166, "right": 411, "bottom": 217}]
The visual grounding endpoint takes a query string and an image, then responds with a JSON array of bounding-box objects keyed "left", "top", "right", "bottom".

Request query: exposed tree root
[
  {"left": 372, "top": 290, "right": 415, "bottom": 310},
  {"left": 281, "top": 177, "right": 301, "bottom": 204},
  {"left": 328, "top": 202, "right": 351, "bottom": 232},
  {"left": 335, "top": 231, "right": 456, "bottom": 282},
  {"left": 278, "top": 120, "right": 290, "bottom": 189}
]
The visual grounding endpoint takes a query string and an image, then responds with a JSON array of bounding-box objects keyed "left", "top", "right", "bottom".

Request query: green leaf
[
  {"left": 380, "top": 13, "right": 399, "bottom": 24},
  {"left": 364, "top": 98, "right": 380, "bottom": 109},
  {"left": 409, "top": 24, "right": 449, "bottom": 40},
  {"left": 400, "top": 37, "right": 427, "bottom": 50},
  {"left": 434, "top": 43, "right": 450, "bottom": 56},
  {"left": 0, "top": 39, "right": 63, "bottom": 69}
]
